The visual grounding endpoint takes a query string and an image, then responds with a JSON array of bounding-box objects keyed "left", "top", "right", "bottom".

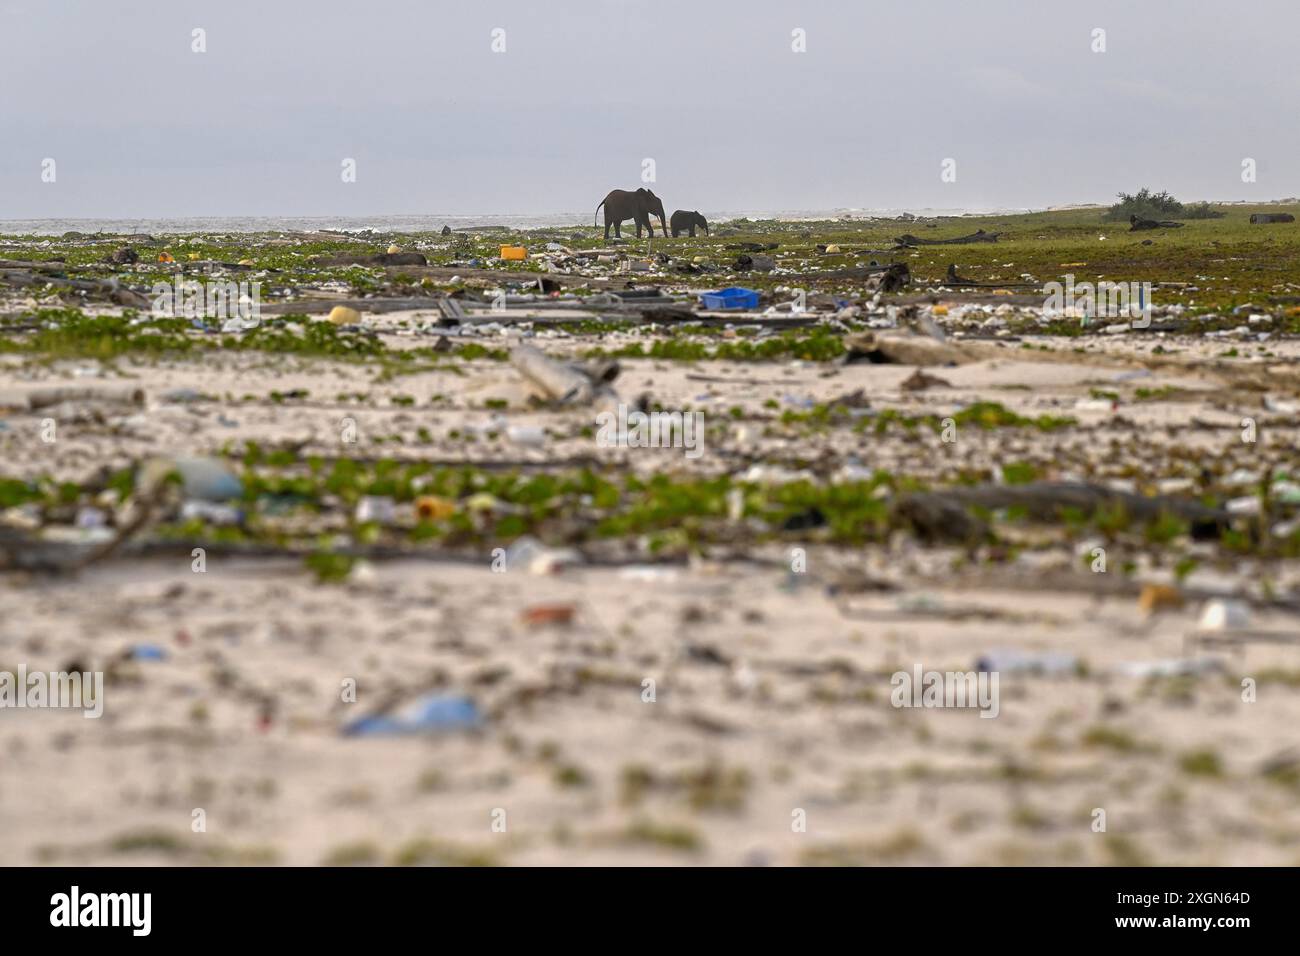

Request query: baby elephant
[{"left": 670, "top": 210, "right": 709, "bottom": 238}]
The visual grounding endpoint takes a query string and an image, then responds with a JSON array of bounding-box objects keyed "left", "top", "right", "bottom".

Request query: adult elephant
[
  {"left": 670, "top": 210, "right": 709, "bottom": 237},
  {"left": 594, "top": 188, "right": 667, "bottom": 240}
]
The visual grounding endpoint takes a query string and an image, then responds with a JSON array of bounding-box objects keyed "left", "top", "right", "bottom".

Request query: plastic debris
[
  {"left": 180, "top": 500, "right": 242, "bottom": 526},
  {"left": 327, "top": 306, "right": 362, "bottom": 325},
  {"left": 355, "top": 495, "right": 396, "bottom": 524},
  {"left": 975, "top": 650, "right": 1079, "bottom": 675},
  {"left": 509, "top": 343, "right": 618, "bottom": 408},
  {"left": 506, "top": 424, "right": 546, "bottom": 447},
  {"left": 618, "top": 565, "right": 680, "bottom": 582},
  {"left": 343, "top": 693, "right": 482, "bottom": 737},
  {"left": 504, "top": 535, "right": 582, "bottom": 574},
  {"left": 415, "top": 495, "right": 456, "bottom": 522},
  {"left": 156, "top": 456, "right": 243, "bottom": 502},
  {"left": 75, "top": 506, "right": 107, "bottom": 529},
  {"left": 520, "top": 603, "right": 576, "bottom": 627},
  {"left": 1116, "top": 658, "right": 1224, "bottom": 678},
  {"left": 700, "top": 287, "right": 761, "bottom": 310},
  {"left": 1197, "top": 599, "right": 1250, "bottom": 632},
  {"left": 221, "top": 316, "right": 260, "bottom": 333},
  {"left": 1138, "top": 583, "right": 1184, "bottom": 615}
]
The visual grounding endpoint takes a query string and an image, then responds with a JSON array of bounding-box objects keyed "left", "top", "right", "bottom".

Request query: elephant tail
[{"left": 593, "top": 200, "right": 605, "bottom": 228}]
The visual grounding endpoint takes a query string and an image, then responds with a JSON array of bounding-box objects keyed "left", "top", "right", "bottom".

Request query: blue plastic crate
[{"left": 699, "top": 287, "right": 760, "bottom": 310}]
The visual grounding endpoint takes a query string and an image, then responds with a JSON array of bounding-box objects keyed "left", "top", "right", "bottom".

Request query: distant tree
[{"left": 1104, "top": 188, "right": 1225, "bottom": 221}]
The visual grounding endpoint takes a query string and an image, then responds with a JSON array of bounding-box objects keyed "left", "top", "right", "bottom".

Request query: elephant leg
[{"left": 689, "top": 226, "right": 696, "bottom": 237}]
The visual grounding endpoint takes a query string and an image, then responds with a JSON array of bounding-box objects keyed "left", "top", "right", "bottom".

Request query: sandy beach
[{"left": 3, "top": 226, "right": 1299, "bottom": 865}]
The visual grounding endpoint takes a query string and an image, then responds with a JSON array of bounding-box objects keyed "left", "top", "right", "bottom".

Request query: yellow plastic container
[
  {"left": 500, "top": 246, "right": 527, "bottom": 261},
  {"left": 327, "top": 306, "right": 362, "bottom": 325}
]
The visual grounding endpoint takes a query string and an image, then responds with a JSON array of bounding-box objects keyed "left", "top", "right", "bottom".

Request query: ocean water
[{"left": 0, "top": 208, "right": 1007, "bottom": 237}]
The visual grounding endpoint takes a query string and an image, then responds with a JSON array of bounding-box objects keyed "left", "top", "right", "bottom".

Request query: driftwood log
[
  {"left": 1129, "top": 216, "right": 1184, "bottom": 231},
  {"left": 0, "top": 461, "right": 180, "bottom": 574},
  {"left": 0, "top": 268, "right": 152, "bottom": 309},
  {"left": 509, "top": 343, "right": 612, "bottom": 406},
  {"left": 893, "top": 481, "right": 1231, "bottom": 545},
  {"left": 24, "top": 386, "right": 145, "bottom": 410},
  {"left": 843, "top": 331, "right": 971, "bottom": 366},
  {"left": 894, "top": 230, "right": 999, "bottom": 246},
  {"left": 313, "top": 252, "right": 429, "bottom": 267},
  {"left": 941, "top": 264, "right": 1037, "bottom": 289}
]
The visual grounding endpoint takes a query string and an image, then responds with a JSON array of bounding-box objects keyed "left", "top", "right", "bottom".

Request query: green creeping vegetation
[
  {"left": 0, "top": 309, "right": 854, "bottom": 366},
  {"left": 0, "top": 308, "right": 507, "bottom": 364},
  {"left": 229, "top": 458, "right": 899, "bottom": 549},
  {"left": 305, "top": 551, "right": 356, "bottom": 583},
  {"left": 13, "top": 452, "right": 1297, "bottom": 564},
  {"left": 777, "top": 400, "right": 1076, "bottom": 435}
]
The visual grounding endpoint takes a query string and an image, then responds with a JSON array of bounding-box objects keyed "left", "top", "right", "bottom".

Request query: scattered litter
[
  {"left": 510, "top": 343, "right": 618, "bottom": 408},
  {"left": 156, "top": 456, "right": 243, "bottom": 502},
  {"left": 739, "top": 463, "right": 815, "bottom": 483},
  {"left": 975, "top": 650, "right": 1078, "bottom": 675},
  {"left": 1196, "top": 599, "right": 1250, "bottom": 632},
  {"left": 618, "top": 565, "right": 679, "bottom": 582},
  {"left": 1264, "top": 395, "right": 1300, "bottom": 414},
  {"left": 1138, "top": 583, "right": 1184, "bottom": 615},
  {"left": 343, "top": 693, "right": 482, "bottom": 736},
  {"left": 1116, "top": 658, "right": 1224, "bottom": 678},
  {"left": 415, "top": 495, "right": 456, "bottom": 522},
  {"left": 180, "top": 500, "right": 242, "bottom": 526},
  {"left": 504, "top": 536, "right": 582, "bottom": 574},
  {"left": 699, "top": 287, "right": 760, "bottom": 310},
  {"left": 521, "top": 603, "right": 576, "bottom": 627},
  {"left": 221, "top": 316, "right": 260, "bottom": 333},
  {"left": 506, "top": 424, "right": 546, "bottom": 447},
  {"left": 355, "top": 495, "right": 396, "bottom": 524},
  {"left": 74, "top": 506, "right": 107, "bottom": 529},
  {"left": 327, "top": 306, "right": 362, "bottom": 325},
  {"left": 1225, "top": 496, "right": 1260, "bottom": 515}
]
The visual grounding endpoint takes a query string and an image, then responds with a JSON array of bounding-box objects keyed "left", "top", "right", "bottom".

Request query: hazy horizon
[{"left": 3, "top": 0, "right": 1297, "bottom": 220}]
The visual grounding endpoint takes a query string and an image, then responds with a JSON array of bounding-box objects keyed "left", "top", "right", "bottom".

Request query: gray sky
[{"left": 1, "top": 0, "right": 1297, "bottom": 219}]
